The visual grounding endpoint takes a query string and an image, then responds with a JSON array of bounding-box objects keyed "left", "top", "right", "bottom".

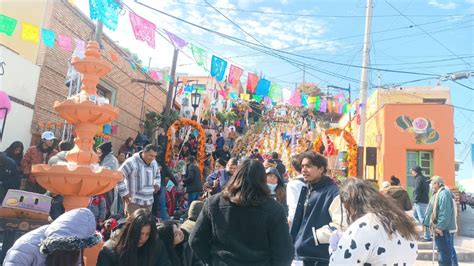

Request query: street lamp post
[
  {"left": 172, "top": 79, "right": 197, "bottom": 110},
  {"left": 190, "top": 88, "right": 202, "bottom": 117}
]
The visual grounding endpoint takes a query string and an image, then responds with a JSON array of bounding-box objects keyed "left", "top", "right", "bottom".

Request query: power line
[
  {"left": 452, "top": 80, "right": 474, "bottom": 91},
  {"left": 385, "top": 0, "right": 472, "bottom": 67},
  {"left": 173, "top": 0, "right": 473, "bottom": 18},
  {"left": 134, "top": 1, "right": 442, "bottom": 78}
]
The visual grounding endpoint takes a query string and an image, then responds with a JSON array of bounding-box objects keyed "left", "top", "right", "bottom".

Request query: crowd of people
[{"left": 0, "top": 126, "right": 463, "bottom": 266}]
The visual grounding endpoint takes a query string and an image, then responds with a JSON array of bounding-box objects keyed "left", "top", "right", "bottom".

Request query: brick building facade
[{"left": 32, "top": 0, "right": 167, "bottom": 152}]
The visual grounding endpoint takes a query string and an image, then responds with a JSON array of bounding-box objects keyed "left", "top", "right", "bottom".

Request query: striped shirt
[{"left": 117, "top": 152, "right": 161, "bottom": 206}]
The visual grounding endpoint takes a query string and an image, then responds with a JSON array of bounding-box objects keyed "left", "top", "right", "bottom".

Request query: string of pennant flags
[{"left": 0, "top": 1, "right": 359, "bottom": 115}]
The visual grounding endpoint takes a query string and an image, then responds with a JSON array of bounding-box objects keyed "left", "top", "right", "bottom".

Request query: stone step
[{"left": 416, "top": 247, "right": 474, "bottom": 262}]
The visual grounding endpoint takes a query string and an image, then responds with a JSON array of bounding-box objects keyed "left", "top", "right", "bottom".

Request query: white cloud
[
  {"left": 428, "top": 0, "right": 458, "bottom": 10},
  {"left": 466, "top": 0, "right": 474, "bottom": 4},
  {"left": 280, "top": 0, "right": 289, "bottom": 4}
]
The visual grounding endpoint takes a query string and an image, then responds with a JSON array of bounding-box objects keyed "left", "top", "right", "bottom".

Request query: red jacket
[{"left": 21, "top": 145, "right": 58, "bottom": 182}]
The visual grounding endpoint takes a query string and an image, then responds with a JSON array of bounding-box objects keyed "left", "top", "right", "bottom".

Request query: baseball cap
[{"left": 41, "top": 131, "right": 56, "bottom": 141}]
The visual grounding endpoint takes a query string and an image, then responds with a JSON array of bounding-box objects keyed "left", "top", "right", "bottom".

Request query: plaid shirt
[{"left": 117, "top": 152, "right": 160, "bottom": 206}]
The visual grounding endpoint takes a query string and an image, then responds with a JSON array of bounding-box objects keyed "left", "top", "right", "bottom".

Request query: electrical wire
[
  {"left": 452, "top": 80, "right": 474, "bottom": 91},
  {"left": 173, "top": 0, "right": 473, "bottom": 18},
  {"left": 385, "top": 0, "right": 472, "bottom": 67},
  {"left": 134, "top": 1, "right": 443, "bottom": 78}
]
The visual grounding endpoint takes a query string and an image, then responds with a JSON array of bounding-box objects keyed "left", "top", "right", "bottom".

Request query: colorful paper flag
[
  {"left": 268, "top": 83, "right": 282, "bottom": 101},
  {"left": 149, "top": 70, "right": 160, "bottom": 81},
  {"left": 228, "top": 65, "right": 244, "bottom": 87},
  {"left": 282, "top": 88, "right": 292, "bottom": 104},
  {"left": 255, "top": 79, "right": 271, "bottom": 96},
  {"left": 0, "top": 14, "right": 17, "bottom": 36},
  {"left": 164, "top": 75, "right": 171, "bottom": 82},
  {"left": 327, "top": 99, "right": 333, "bottom": 113},
  {"left": 89, "top": 0, "right": 121, "bottom": 31},
  {"left": 289, "top": 90, "right": 302, "bottom": 107},
  {"left": 307, "top": 96, "right": 316, "bottom": 104},
  {"left": 320, "top": 99, "right": 327, "bottom": 112},
  {"left": 129, "top": 61, "right": 137, "bottom": 71},
  {"left": 141, "top": 66, "right": 149, "bottom": 73},
  {"left": 210, "top": 55, "right": 227, "bottom": 81},
  {"left": 190, "top": 44, "right": 207, "bottom": 70},
  {"left": 21, "top": 23, "right": 39, "bottom": 43},
  {"left": 253, "top": 95, "right": 263, "bottom": 102},
  {"left": 246, "top": 73, "right": 259, "bottom": 93},
  {"left": 301, "top": 94, "right": 308, "bottom": 107},
  {"left": 314, "top": 96, "right": 321, "bottom": 111},
  {"left": 240, "top": 93, "right": 250, "bottom": 100},
  {"left": 57, "top": 34, "right": 72, "bottom": 51},
  {"left": 75, "top": 38, "right": 85, "bottom": 54},
  {"left": 164, "top": 30, "right": 187, "bottom": 49},
  {"left": 129, "top": 11, "right": 156, "bottom": 48},
  {"left": 229, "top": 92, "right": 238, "bottom": 100},
  {"left": 41, "top": 28, "right": 56, "bottom": 48}
]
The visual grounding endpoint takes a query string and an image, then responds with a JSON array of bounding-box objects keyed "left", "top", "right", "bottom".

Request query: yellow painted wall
[{"left": 0, "top": 0, "right": 48, "bottom": 63}]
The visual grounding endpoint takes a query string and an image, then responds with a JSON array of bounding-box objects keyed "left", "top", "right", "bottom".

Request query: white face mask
[{"left": 267, "top": 183, "right": 278, "bottom": 193}]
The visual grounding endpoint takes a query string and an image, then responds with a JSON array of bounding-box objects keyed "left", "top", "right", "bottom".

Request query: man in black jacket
[
  {"left": 184, "top": 156, "right": 202, "bottom": 204},
  {"left": 272, "top": 152, "right": 286, "bottom": 177},
  {"left": 412, "top": 166, "right": 431, "bottom": 241},
  {"left": 290, "top": 151, "right": 342, "bottom": 266},
  {"left": 0, "top": 152, "right": 21, "bottom": 202}
]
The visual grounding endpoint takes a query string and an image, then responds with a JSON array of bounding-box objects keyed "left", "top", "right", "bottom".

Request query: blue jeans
[
  {"left": 187, "top": 192, "right": 200, "bottom": 204},
  {"left": 449, "top": 233, "right": 458, "bottom": 266},
  {"left": 435, "top": 230, "right": 453, "bottom": 266},
  {"left": 158, "top": 188, "right": 169, "bottom": 220},
  {"left": 414, "top": 202, "right": 431, "bottom": 240}
]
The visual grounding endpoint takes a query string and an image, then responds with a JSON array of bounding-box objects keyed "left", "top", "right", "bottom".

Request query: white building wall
[{"left": 0, "top": 45, "right": 40, "bottom": 150}]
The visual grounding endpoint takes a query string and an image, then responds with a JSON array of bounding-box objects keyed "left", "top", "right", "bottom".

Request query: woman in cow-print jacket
[{"left": 330, "top": 179, "right": 419, "bottom": 266}]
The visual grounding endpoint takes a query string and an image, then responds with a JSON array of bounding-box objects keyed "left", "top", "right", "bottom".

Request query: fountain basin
[{"left": 54, "top": 100, "right": 119, "bottom": 125}]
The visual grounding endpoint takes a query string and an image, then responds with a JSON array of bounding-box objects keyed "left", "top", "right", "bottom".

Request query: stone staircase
[{"left": 415, "top": 225, "right": 474, "bottom": 263}]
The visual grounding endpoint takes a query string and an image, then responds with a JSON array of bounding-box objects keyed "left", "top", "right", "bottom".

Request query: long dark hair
[
  {"left": 46, "top": 250, "right": 80, "bottom": 266},
  {"left": 222, "top": 159, "right": 270, "bottom": 207},
  {"left": 340, "top": 178, "right": 418, "bottom": 240},
  {"left": 156, "top": 221, "right": 181, "bottom": 266},
  {"left": 125, "top": 137, "right": 134, "bottom": 148},
  {"left": 4, "top": 141, "right": 23, "bottom": 163},
  {"left": 114, "top": 209, "right": 157, "bottom": 266}
]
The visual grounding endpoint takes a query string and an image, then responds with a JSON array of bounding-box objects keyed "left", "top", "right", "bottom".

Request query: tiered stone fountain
[
  {"left": 31, "top": 41, "right": 122, "bottom": 264},
  {"left": 32, "top": 41, "right": 122, "bottom": 211}
]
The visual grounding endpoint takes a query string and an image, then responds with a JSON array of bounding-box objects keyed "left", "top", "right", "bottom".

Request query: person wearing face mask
[
  {"left": 157, "top": 221, "right": 204, "bottom": 266},
  {"left": 266, "top": 167, "right": 287, "bottom": 214},
  {"left": 97, "top": 209, "right": 171, "bottom": 266}
]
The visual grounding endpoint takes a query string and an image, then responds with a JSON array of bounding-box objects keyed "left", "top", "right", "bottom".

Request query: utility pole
[
  {"left": 140, "top": 58, "right": 152, "bottom": 121},
  {"left": 163, "top": 48, "right": 180, "bottom": 132},
  {"left": 357, "top": 0, "right": 373, "bottom": 152}
]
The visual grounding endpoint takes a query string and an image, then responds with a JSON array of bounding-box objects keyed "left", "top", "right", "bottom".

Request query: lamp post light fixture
[{"left": 191, "top": 88, "right": 202, "bottom": 115}]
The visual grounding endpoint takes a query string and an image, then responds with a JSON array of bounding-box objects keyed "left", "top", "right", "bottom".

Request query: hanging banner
[
  {"left": 210, "top": 55, "right": 227, "bottom": 81},
  {"left": 246, "top": 73, "right": 259, "bottom": 93},
  {"left": 307, "top": 96, "right": 316, "bottom": 104},
  {"left": 228, "top": 65, "right": 244, "bottom": 87},
  {"left": 268, "top": 83, "right": 282, "bottom": 101},
  {"left": 164, "top": 30, "right": 187, "bottom": 49},
  {"left": 0, "top": 14, "right": 17, "bottom": 36},
  {"left": 149, "top": 70, "right": 161, "bottom": 81},
  {"left": 281, "top": 88, "right": 292, "bottom": 104},
  {"left": 129, "top": 61, "right": 137, "bottom": 71},
  {"left": 229, "top": 92, "right": 238, "bottom": 100},
  {"left": 21, "top": 22, "right": 39, "bottom": 43},
  {"left": 190, "top": 44, "right": 208, "bottom": 70},
  {"left": 320, "top": 99, "right": 327, "bottom": 112},
  {"left": 327, "top": 99, "right": 333, "bottom": 113},
  {"left": 314, "top": 96, "right": 321, "bottom": 111},
  {"left": 129, "top": 11, "right": 156, "bottom": 48},
  {"left": 75, "top": 38, "right": 85, "bottom": 55},
  {"left": 41, "top": 28, "right": 56, "bottom": 48},
  {"left": 301, "top": 94, "right": 308, "bottom": 107},
  {"left": 255, "top": 78, "right": 271, "bottom": 96},
  {"left": 57, "top": 34, "right": 72, "bottom": 51},
  {"left": 289, "top": 90, "right": 302, "bottom": 107},
  {"left": 240, "top": 93, "right": 250, "bottom": 100},
  {"left": 253, "top": 95, "right": 263, "bottom": 102},
  {"left": 89, "top": 0, "right": 120, "bottom": 31}
]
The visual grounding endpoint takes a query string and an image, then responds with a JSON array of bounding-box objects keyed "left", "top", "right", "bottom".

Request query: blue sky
[{"left": 77, "top": 0, "right": 474, "bottom": 180}]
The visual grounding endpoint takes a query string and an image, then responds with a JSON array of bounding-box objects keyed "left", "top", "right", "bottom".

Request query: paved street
[{"left": 460, "top": 204, "right": 474, "bottom": 238}]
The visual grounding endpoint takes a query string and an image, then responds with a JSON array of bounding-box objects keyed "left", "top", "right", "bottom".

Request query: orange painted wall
[{"left": 380, "top": 104, "right": 455, "bottom": 188}]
